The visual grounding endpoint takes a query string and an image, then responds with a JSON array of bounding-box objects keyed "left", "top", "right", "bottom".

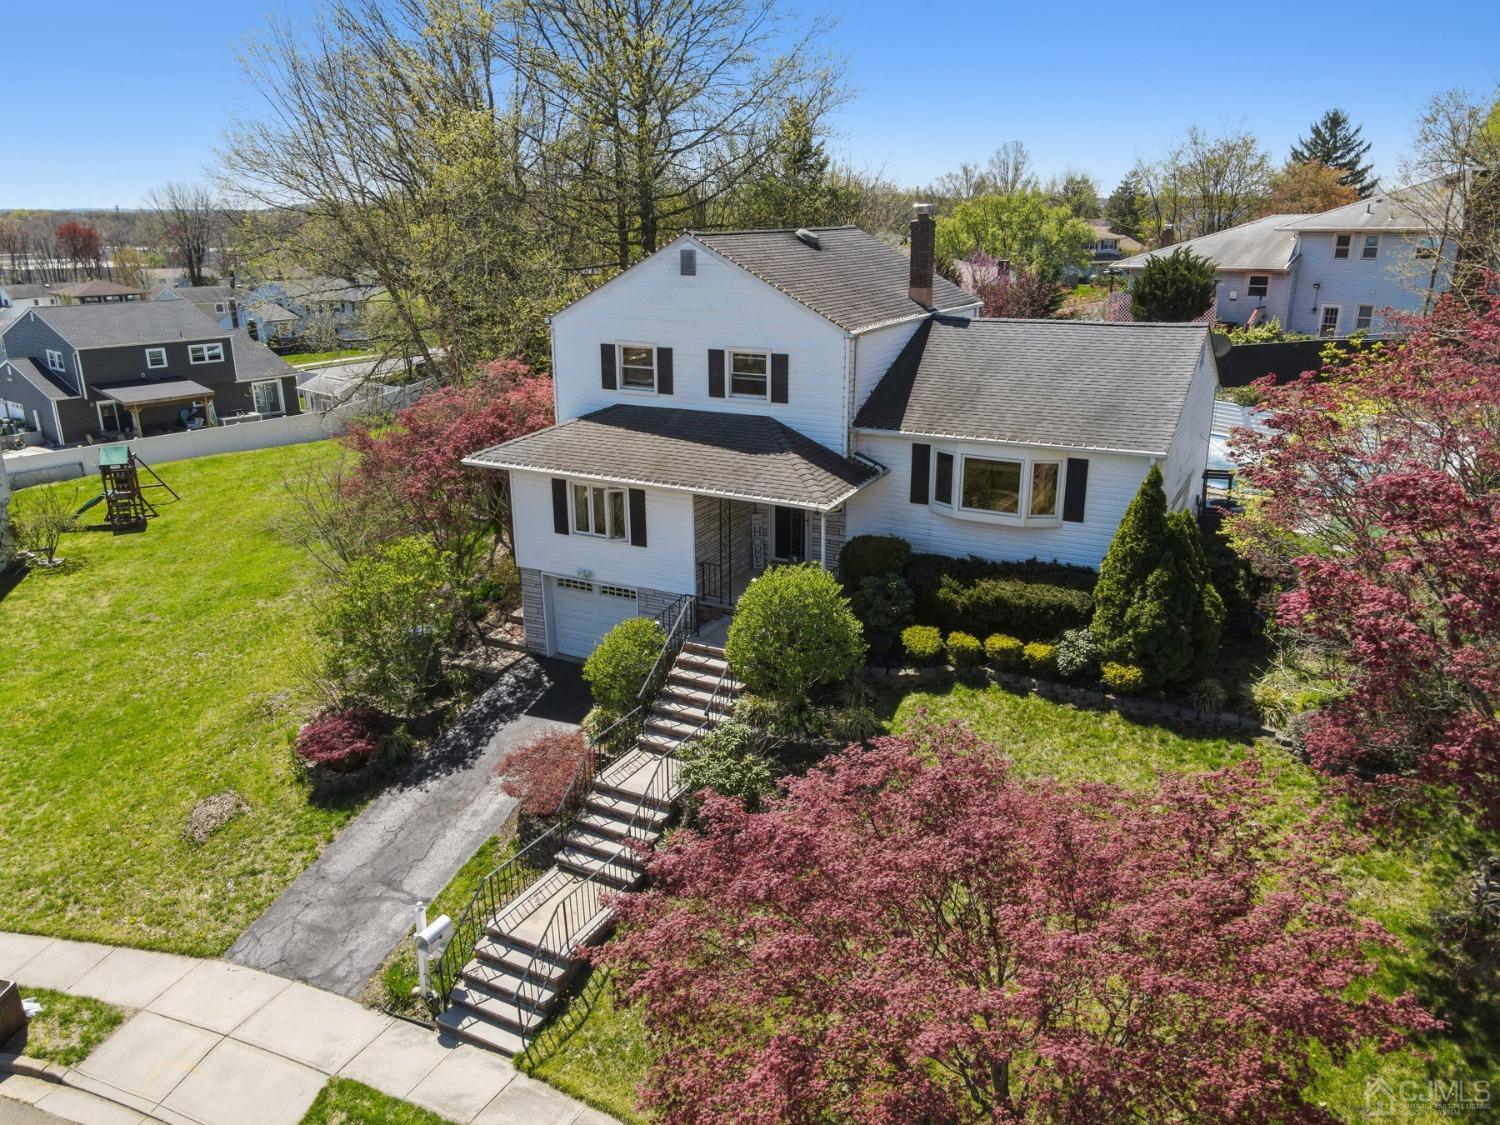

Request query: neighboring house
[
  {"left": 465, "top": 212, "right": 1218, "bottom": 659},
  {"left": 52, "top": 280, "right": 144, "bottom": 305},
  {"left": 1085, "top": 220, "right": 1142, "bottom": 269},
  {"left": 251, "top": 277, "right": 383, "bottom": 344},
  {"left": 1112, "top": 186, "right": 1453, "bottom": 336},
  {"left": 151, "top": 285, "right": 300, "bottom": 345},
  {"left": 0, "top": 283, "right": 62, "bottom": 311},
  {"left": 0, "top": 302, "right": 300, "bottom": 445}
]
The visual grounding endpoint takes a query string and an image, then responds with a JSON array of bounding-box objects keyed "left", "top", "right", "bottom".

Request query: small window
[
  {"left": 1361, "top": 234, "right": 1379, "bottom": 260},
  {"left": 617, "top": 344, "right": 656, "bottom": 391},
  {"left": 188, "top": 342, "right": 224, "bottom": 364},
  {"left": 557, "top": 577, "right": 592, "bottom": 592},
  {"left": 1355, "top": 305, "right": 1375, "bottom": 332},
  {"left": 251, "top": 379, "right": 284, "bottom": 414},
  {"left": 961, "top": 456, "right": 1022, "bottom": 515},
  {"left": 1030, "top": 462, "right": 1061, "bottom": 518},
  {"left": 145, "top": 347, "right": 167, "bottom": 369},
  {"left": 214, "top": 302, "right": 226, "bottom": 313},
  {"left": 600, "top": 584, "right": 636, "bottom": 600},
  {"left": 45, "top": 348, "right": 65, "bottom": 373},
  {"left": 1247, "top": 275, "right": 1269, "bottom": 298},
  {"left": 1319, "top": 306, "right": 1341, "bottom": 338},
  {"left": 1333, "top": 234, "right": 1352, "bottom": 260},
  {"left": 728, "top": 349, "right": 769, "bottom": 398},
  {"left": 571, "top": 483, "right": 628, "bottom": 540}
]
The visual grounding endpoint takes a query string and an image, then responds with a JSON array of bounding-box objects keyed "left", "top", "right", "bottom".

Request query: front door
[{"left": 773, "top": 506, "right": 805, "bottom": 563}]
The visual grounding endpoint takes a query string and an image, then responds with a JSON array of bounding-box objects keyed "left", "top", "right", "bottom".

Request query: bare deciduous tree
[{"left": 147, "top": 182, "right": 222, "bottom": 286}]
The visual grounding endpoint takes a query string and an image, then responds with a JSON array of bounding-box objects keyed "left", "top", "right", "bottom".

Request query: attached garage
[{"left": 548, "top": 576, "right": 640, "bottom": 658}]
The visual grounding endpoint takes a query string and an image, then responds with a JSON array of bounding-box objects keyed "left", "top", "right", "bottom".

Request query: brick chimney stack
[{"left": 908, "top": 203, "right": 936, "bottom": 305}]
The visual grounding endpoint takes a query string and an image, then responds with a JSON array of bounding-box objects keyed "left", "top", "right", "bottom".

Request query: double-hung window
[
  {"left": 617, "top": 344, "right": 656, "bottom": 391},
  {"left": 1247, "top": 274, "right": 1269, "bottom": 298},
  {"left": 45, "top": 348, "right": 65, "bottom": 373},
  {"left": 1355, "top": 305, "right": 1375, "bottom": 332},
  {"left": 145, "top": 347, "right": 167, "bottom": 369},
  {"left": 935, "top": 452, "right": 1063, "bottom": 524},
  {"left": 188, "top": 342, "right": 224, "bottom": 364},
  {"left": 728, "top": 349, "right": 769, "bottom": 398},
  {"left": 1361, "top": 234, "right": 1380, "bottom": 259},
  {"left": 1319, "top": 306, "right": 1341, "bottom": 337},
  {"left": 571, "top": 482, "right": 627, "bottom": 540},
  {"left": 1333, "top": 234, "right": 1352, "bottom": 259}
]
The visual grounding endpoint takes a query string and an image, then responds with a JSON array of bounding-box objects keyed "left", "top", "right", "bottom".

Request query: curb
[{"left": 0, "top": 1050, "right": 67, "bottom": 1083}]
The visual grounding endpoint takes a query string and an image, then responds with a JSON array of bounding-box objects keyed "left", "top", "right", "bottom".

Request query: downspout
[{"left": 820, "top": 510, "right": 828, "bottom": 571}]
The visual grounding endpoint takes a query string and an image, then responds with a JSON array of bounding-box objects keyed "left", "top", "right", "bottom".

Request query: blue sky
[{"left": 6, "top": 0, "right": 1499, "bottom": 209}]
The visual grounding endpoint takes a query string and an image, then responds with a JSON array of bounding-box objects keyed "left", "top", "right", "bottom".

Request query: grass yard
[
  {"left": 283, "top": 349, "right": 375, "bottom": 367},
  {"left": 522, "top": 968, "right": 650, "bottom": 1124},
  {"left": 1, "top": 986, "right": 125, "bottom": 1068},
  {"left": 300, "top": 1078, "right": 453, "bottom": 1124},
  {"left": 0, "top": 441, "right": 354, "bottom": 955}
]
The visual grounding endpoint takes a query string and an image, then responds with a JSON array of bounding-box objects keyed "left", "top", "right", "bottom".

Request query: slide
[{"left": 74, "top": 494, "right": 105, "bottom": 517}]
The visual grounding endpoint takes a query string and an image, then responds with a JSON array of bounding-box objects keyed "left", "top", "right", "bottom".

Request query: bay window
[{"left": 932, "top": 451, "right": 1065, "bottom": 524}]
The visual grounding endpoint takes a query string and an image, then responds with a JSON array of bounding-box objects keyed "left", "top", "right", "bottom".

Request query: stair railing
[{"left": 639, "top": 594, "right": 694, "bottom": 705}]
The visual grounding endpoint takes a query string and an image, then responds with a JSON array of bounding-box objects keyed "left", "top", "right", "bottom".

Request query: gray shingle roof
[
  {"left": 1276, "top": 182, "right": 1440, "bottom": 232},
  {"left": 693, "top": 226, "right": 976, "bottom": 332},
  {"left": 464, "top": 404, "right": 884, "bottom": 510},
  {"left": 1113, "top": 214, "right": 1307, "bottom": 273},
  {"left": 2, "top": 283, "right": 51, "bottom": 300},
  {"left": 25, "top": 302, "right": 228, "bottom": 348},
  {"left": 854, "top": 316, "right": 1208, "bottom": 456},
  {"left": 53, "top": 279, "right": 144, "bottom": 298},
  {"left": 99, "top": 379, "right": 213, "bottom": 405},
  {"left": 2, "top": 357, "right": 77, "bottom": 400},
  {"left": 228, "top": 331, "right": 295, "bottom": 381}
]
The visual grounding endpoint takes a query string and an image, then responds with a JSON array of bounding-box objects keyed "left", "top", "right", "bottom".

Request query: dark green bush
[
  {"left": 679, "top": 721, "right": 776, "bottom": 820},
  {"left": 847, "top": 575, "right": 915, "bottom": 661},
  {"left": 1130, "top": 246, "right": 1216, "bottom": 321},
  {"left": 1023, "top": 642, "right": 1058, "bottom": 677},
  {"left": 726, "top": 564, "right": 866, "bottom": 702},
  {"left": 946, "top": 631, "right": 984, "bottom": 667},
  {"left": 1054, "top": 627, "right": 1101, "bottom": 679},
  {"left": 905, "top": 554, "right": 1096, "bottom": 642},
  {"left": 583, "top": 616, "right": 667, "bottom": 717},
  {"left": 839, "top": 535, "right": 912, "bottom": 587},
  {"left": 984, "top": 633, "right": 1024, "bottom": 669},
  {"left": 901, "top": 625, "right": 944, "bottom": 664}
]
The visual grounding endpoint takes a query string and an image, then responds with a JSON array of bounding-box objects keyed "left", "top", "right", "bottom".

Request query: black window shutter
[
  {"left": 934, "top": 452, "right": 953, "bottom": 505},
  {"left": 909, "top": 443, "right": 930, "bottom": 504},
  {"left": 657, "top": 347, "right": 673, "bottom": 395},
  {"left": 628, "top": 488, "right": 648, "bottom": 547},
  {"left": 551, "top": 478, "right": 570, "bottom": 534},
  {"left": 1063, "top": 458, "right": 1089, "bottom": 522},
  {"left": 707, "top": 349, "right": 725, "bottom": 398},
  {"left": 770, "top": 353, "right": 789, "bottom": 403},
  {"left": 600, "top": 343, "right": 616, "bottom": 390}
]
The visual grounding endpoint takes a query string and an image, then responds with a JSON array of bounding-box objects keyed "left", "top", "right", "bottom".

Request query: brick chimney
[
  {"left": 1158, "top": 223, "right": 1176, "bottom": 249},
  {"left": 909, "top": 203, "right": 936, "bottom": 305}
]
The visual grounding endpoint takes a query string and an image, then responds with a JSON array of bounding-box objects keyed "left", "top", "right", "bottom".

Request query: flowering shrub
[
  {"left": 945, "top": 631, "right": 983, "bottom": 667},
  {"left": 984, "top": 633, "right": 1023, "bottom": 669},
  {"left": 295, "top": 708, "right": 390, "bottom": 773},
  {"left": 498, "top": 730, "right": 589, "bottom": 818}
]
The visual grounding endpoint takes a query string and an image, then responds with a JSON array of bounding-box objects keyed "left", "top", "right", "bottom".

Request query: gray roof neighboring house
[
  {"left": 1, "top": 356, "right": 77, "bottom": 400},
  {"left": 53, "top": 279, "right": 144, "bottom": 299},
  {"left": 464, "top": 404, "right": 884, "bottom": 511},
  {"left": 21, "top": 301, "right": 230, "bottom": 348},
  {"left": 249, "top": 302, "right": 299, "bottom": 323},
  {"left": 261, "top": 277, "right": 384, "bottom": 304},
  {"left": 692, "top": 226, "right": 977, "bottom": 332},
  {"left": 1276, "top": 183, "right": 1440, "bottom": 233},
  {"left": 1112, "top": 214, "right": 1309, "bottom": 273},
  {"left": 1, "top": 283, "right": 52, "bottom": 300},
  {"left": 854, "top": 316, "right": 1209, "bottom": 457},
  {"left": 228, "top": 330, "right": 296, "bottom": 381}
]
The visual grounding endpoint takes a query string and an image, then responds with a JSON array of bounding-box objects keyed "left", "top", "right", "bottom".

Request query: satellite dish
[{"left": 1210, "top": 331, "right": 1232, "bottom": 359}]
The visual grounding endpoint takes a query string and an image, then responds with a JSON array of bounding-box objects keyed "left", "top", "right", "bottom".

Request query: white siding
[
  {"left": 510, "top": 469, "right": 697, "bottom": 595},
  {"left": 852, "top": 319, "right": 924, "bottom": 418},
  {"left": 551, "top": 236, "right": 854, "bottom": 453},
  {"left": 1284, "top": 231, "right": 1452, "bottom": 335},
  {"left": 847, "top": 432, "right": 1152, "bottom": 568},
  {"left": 1214, "top": 270, "right": 1293, "bottom": 327},
  {"left": 1161, "top": 342, "right": 1218, "bottom": 511}
]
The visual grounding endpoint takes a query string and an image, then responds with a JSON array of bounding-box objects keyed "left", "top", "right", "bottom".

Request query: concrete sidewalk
[{"left": 0, "top": 933, "right": 611, "bottom": 1125}]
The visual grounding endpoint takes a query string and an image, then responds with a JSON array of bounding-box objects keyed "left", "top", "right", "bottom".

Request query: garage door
[{"left": 550, "top": 577, "right": 640, "bottom": 658}]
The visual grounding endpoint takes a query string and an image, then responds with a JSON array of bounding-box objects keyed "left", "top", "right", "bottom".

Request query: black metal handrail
[
  {"left": 638, "top": 594, "right": 694, "bottom": 705},
  {"left": 697, "top": 559, "right": 726, "bottom": 604}
]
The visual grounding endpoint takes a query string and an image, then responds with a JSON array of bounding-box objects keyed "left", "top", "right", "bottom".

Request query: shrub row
[
  {"left": 902, "top": 627, "right": 1060, "bottom": 677},
  {"left": 904, "top": 552, "right": 1095, "bottom": 643}
]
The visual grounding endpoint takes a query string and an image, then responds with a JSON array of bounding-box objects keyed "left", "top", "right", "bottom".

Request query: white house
[
  {"left": 0, "top": 283, "right": 62, "bottom": 312},
  {"left": 1112, "top": 185, "right": 1453, "bottom": 337},
  {"left": 466, "top": 210, "right": 1218, "bottom": 659}
]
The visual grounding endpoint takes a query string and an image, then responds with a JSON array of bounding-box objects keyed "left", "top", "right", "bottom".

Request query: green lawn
[
  {"left": 300, "top": 1078, "right": 452, "bottom": 1125},
  {"left": 0, "top": 441, "right": 353, "bottom": 955},
  {"left": 1, "top": 987, "right": 125, "bottom": 1068},
  {"left": 522, "top": 967, "right": 650, "bottom": 1124},
  {"left": 284, "top": 349, "right": 375, "bottom": 367}
]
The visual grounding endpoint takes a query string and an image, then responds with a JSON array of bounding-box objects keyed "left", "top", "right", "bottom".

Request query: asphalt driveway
[{"left": 227, "top": 657, "right": 589, "bottom": 996}]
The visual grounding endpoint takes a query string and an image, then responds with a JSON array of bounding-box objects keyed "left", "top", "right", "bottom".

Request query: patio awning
[
  {"left": 463, "top": 404, "right": 885, "bottom": 511},
  {"left": 99, "top": 380, "right": 214, "bottom": 407}
]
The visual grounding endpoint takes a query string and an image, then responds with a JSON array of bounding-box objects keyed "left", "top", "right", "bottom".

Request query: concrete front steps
[{"left": 438, "top": 640, "right": 740, "bottom": 1055}]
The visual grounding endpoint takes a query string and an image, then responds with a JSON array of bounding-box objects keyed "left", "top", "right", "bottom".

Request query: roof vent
[
  {"left": 679, "top": 247, "right": 697, "bottom": 276},
  {"left": 794, "top": 228, "right": 821, "bottom": 249}
]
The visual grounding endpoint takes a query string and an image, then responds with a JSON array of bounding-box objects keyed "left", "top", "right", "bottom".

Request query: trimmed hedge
[
  {"left": 901, "top": 625, "right": 944, "bottom": 664},
  {"left": 1023, "top": 642, "right": 1058, "bottom": 677},
  {"left": 840, "top": 535, "right": 913, "bottom": 587},
  {"left": 946, "top": 631, "right": 984, "bottom": 667},
  {"left": 1102, "top": 661, "right": 1147, "bottom": 694},
  {"left": 984, "top": 633, "right": 1024, "bottom": 669},
  {"left": 906, "top": 554, "right": 1095, "bottom": 642}
]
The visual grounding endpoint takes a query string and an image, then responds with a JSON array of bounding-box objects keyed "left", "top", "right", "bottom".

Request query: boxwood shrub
[
  {"left": 1102, "top": 661, "right": 1148, "bottom": 694},
  {"left": 901, "top": 625, "right": 944, "bottom": 664},
  {"left": 945, "top": 631, "right": 984, "bottom": 667},
  {"left": 840, "top": 535, "right": 913, "bottom": 587},
  {"left": 1023, "top": 641, "right": 1059, "bottom": 677},
  {"left": 984, "top": 633, "right": 1024, "bottom": 669},
  {"left": 905, "top": 554, "right": 1095, "bottom": 642}
]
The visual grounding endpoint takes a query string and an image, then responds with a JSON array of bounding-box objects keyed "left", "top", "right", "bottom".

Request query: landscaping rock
[{"left": 183, "top": 792, "right": 250, "bottom": 844}]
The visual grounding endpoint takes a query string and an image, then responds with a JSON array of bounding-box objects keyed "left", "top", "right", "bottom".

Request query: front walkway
[
  {"left": 0, "top": 932, "right": 611, "bottom": 1125},
  {"left": 228, "top": 658, "right": 590, "bottom": 996}
]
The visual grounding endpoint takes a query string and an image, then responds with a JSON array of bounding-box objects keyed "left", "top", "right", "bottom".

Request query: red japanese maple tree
[
  {"left": 604, "top": 723, "right": 1435, "bottom": 1123},
  {"left": 341, "top": 359, "right": 553, "bottom": 578},
  {"left": 1232, "top": 288, "right": 1500, "bottom": 821},
  {"left": 497, "top": 730, "right": 589, "bottom": 818}
]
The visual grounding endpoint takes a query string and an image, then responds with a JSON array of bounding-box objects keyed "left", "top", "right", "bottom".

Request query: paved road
[{"left": 227, "top": 657, "right": 589, "bottom": 997}]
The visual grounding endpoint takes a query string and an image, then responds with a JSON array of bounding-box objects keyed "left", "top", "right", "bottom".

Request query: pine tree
[
  {"left": 1290, "top": 109, "right": 1377, "bottom": 198},
  {"left": 1129, "top": 247, "right": 1216, "bottom": 322},
  {"left": 1104, "top": 175, "right": 1146, "bottom": 238},
  {"left": 1090, "top": 466, "right": 1224, "bottom": 687}
]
